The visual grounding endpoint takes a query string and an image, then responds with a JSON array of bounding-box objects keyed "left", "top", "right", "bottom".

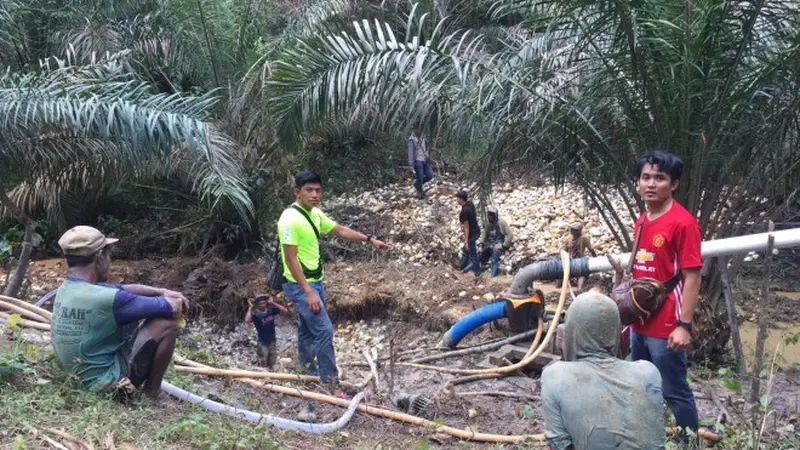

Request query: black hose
[{"left": 508, "top": 257, "right": 591, "bottom": 296}]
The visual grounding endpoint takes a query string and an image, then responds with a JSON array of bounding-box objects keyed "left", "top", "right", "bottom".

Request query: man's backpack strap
[{"left": 291, "top": 204, "right": 320, "bottom": 239}]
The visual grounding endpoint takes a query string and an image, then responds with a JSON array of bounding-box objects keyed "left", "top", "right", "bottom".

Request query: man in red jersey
[{"left": 630, "top": 150, "right": 701, "bottom": 441}]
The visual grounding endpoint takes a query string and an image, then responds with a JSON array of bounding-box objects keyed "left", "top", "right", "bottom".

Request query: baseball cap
[
  {"left": 570, "top": 222, "right": 583, "bottom": 231},
  {"left": 58, "top": 226, "right": 119, "bottom": 256}
]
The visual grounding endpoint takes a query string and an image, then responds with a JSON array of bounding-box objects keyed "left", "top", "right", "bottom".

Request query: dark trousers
[
  {"left": 413, "top": 160, "right": 434, "bottom": 194},
  {"left": 630, "top": 330, "right": 699, "bottom": 436},
  {"left": 459, "top": 236, "right": 480, "bottom": 275},
  {"left": 479, "top": 244, "right": 504, "bottom": 277}
]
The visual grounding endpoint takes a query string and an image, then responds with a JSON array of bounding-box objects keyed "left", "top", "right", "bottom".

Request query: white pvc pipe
[{"left": 587, "top": 228, "right": 800, "bottom": 272}]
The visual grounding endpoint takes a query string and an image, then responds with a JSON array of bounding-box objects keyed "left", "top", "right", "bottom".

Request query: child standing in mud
[{"left": 245, "top": 294, "right": 289, "bottom": 367}]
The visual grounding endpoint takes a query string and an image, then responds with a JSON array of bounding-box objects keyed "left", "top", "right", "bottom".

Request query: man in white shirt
[{"left": 407, "top": 124, "right": 433, "bottom": 199}]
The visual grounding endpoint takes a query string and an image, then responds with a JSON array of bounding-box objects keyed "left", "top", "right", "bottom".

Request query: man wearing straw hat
[
  {"left": 51, "top": 225, "right": 189, "bottom": 399},
  {"left": 560, "top": 222, "right": 597, "bottom": 292}
]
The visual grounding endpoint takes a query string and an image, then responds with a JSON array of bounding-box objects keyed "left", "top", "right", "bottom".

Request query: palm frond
[{"left": 0, "top": 54, "right": 253, "bottom": 221}]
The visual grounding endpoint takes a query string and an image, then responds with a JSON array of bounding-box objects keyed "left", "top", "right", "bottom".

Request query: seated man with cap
[
  {"left": 560, "top": 222, "right": 597, "bottom": 292},
  {"left": 51, "top": 226, "right": 189, "bottom": 399}
]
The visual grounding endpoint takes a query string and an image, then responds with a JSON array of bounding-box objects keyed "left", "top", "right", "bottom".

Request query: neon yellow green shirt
[{"left": 278, "top": 203, "right": 337, "bottom": 283}]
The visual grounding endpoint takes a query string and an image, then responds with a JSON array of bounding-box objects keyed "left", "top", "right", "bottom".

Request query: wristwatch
[
  {"left": 365, "top": 233, "right": 374, "bottom": 243},
  {"left": 677, "top": 319, "right": 693, "bottom": 332}
]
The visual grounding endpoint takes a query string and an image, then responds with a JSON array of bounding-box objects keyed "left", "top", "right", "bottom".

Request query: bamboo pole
[
  {"left": 0, "top": 300, "right": 49, "bottom": 323},
  {"left": 0, "top": 311, "right": 52, "bottom": 330},
  {"left": 0, "top": 295, "right": 53, "bottom": 320}
]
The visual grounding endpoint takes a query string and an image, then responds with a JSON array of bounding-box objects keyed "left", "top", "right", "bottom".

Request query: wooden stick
[
  {"left": 25, "top": 425, "right": 71, "bottom": 450},
  {"left": 0, "top": 295, "right": 53, "bottom": 320},
  {"left": 172, "top": 356, "right": 371, "bottom": 390},
  {"left": 718, "top": 257, "right": 746, "bottom": 375},
  {"left": 42, "top": 427, "right": 94, "bottom": 450},
  {"left": 444, "top": 373, "right": 504, "bottom": 392},
  {"left": 750, "top": 232, "right": 774, "bottom": 403},
  {"left": 175, "top": 355, "right": 546, "bottom": 444},
  {"left": 0, "top": 300, "right": 49, "bottom": 322},
  {"left": 389, "top": 332, "right": 395, "bottom": 396},
  {"left": 665, "top": 427, "right": 721, "bottom": 443},
  {"left": 456, "top": 391, "right": 539, "bottom": 402},
  {"left": 708, "top": 386, "right": 736, "bottom": 426},
  {"left": 410, "top": 328, "right": 541, "bottom": 364},
  {"left": 362, "top": 349, "right": 380, "bottom": 392},
  {"left": 0, "top": 311, "right": 52, "bottom": 330}
]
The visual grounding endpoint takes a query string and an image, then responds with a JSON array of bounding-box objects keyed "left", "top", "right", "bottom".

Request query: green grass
[
  {"left": 0, "top": 328, "right": 284, "bottom": 450},
  {"left": 1, "top": 368, "right": 285, "bottom": 449}
]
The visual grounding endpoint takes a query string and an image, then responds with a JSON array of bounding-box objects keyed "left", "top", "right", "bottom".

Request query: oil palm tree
[
  {"left": 247, "top": 0, "right": 800, "bottom": 244},
  {"left": 0, "top": 52, "right": 252, "bottom": 297}
]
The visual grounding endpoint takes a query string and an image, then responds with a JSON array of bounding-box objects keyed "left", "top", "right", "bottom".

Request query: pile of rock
[{"left": 325, "top": 176, "right": 634, "bottom": 274}]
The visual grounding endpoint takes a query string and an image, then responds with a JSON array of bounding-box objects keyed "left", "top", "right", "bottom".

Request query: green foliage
[
  {"left": 158, "top": 414, "right": 280, "bottom": 449},
  {"left": 12, "top": 436, "right": 27, "bottom": 450},
  {"left": 717, "top": 367, "right": 743, "bottom": 394},
  {"left": 414, "top": 440, "right": 432, "bottom": 450},
  {"left": 0, "top": 315, "right": 34, "bottom": 383},
  {"left": 248, "top": 0, "right": 800, "bottom": 251}
]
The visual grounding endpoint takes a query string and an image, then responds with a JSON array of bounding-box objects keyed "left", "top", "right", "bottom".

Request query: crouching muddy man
[
  {"left": 479, "top": 206, "right": 513, "bottom": 277},
  {"left": 560, "top": 222, "right": 597, "bottom": 292},
  {"left": 542, "top": 292, "right": 665, "bottom": 450},
  {"left": 279, "top": 170, "right": 390, "bottom": 399},
  {"left": 51, "top": 226, "right": 189, "bottom": 399},
  {"left": 407, "top": 123, "right": 433, "bottom": 199},
  {"left": 245, "top": 294, "right": 288, "bottom": 368}
]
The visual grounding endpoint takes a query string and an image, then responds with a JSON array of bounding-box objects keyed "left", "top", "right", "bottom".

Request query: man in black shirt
[{"left": 456, "top": 190, "right": 481, "bottom": 277}]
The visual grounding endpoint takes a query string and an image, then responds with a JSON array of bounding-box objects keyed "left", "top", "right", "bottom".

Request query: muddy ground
[{"left": 6, "top": 256, "right": 800, "bottom": 448}]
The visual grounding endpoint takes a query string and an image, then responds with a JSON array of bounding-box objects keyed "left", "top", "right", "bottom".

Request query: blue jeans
[
  {"left": 460, "top": 236, "right": 481, "bottom": 275},
  {"left": 283, "top": 281, "right": 338, "bottom": 384},
  {"left": 630, "top": 330, "right": 698, "bottom": 435},
  {"left": 480, "top": 243, "right": 504, "bottom": 277},
  {"left": 413, "top": 160, "right": 434, "bottom": 193}
]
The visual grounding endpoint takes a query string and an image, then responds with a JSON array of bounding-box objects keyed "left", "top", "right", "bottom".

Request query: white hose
[{"left": 160, "top": 381, "right": 365, "bottom": 434}]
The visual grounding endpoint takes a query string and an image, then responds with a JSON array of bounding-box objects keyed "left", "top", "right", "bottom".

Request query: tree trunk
[
  {"left": 719, "top": 256, "right": 746, "bottom": 375},
  {"left": 0, "top": 189, "right": 35, "bottom": 298},
  {"left": 749, "top": 232, "right": 774, "bottom": 403}
]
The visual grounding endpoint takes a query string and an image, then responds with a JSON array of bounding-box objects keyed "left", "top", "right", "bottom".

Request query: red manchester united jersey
[{"left": 630, "top": 200, "right": 702, "bottom": 339}]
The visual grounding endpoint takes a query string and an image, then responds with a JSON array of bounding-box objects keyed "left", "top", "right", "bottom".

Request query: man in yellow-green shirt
[{"left": 278, "top": 170, "right": 390, "bottom": 400}]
